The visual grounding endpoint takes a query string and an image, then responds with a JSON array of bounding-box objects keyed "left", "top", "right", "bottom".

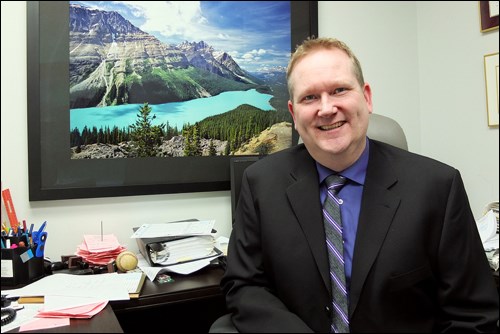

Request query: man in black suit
[{"left": 221, "top": 37, "right": 499, "bottom": 332}]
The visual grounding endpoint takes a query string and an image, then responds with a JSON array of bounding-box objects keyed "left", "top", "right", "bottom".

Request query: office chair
[
  {"left": 366, "top": 113, "right": 408, "bottom": 150},
  {"left": 208, "top": 113, "right": 408, "bottom": 333}
]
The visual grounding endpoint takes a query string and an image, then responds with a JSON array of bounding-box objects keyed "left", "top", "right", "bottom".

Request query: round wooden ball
[{"left": 116, "top": 251, "right": 138, "bottom": 272}]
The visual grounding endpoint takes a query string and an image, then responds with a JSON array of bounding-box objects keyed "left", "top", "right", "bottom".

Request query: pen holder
[{"left": 1, "top": 236, "right": 45, "bottom": 286}]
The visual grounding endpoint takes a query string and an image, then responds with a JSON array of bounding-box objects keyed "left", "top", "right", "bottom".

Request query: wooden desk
[
  {"left": 111, "top": 266, "right": 227, "bottom": 332},
  {"left": 3, "top": 265, "right": 226, "bottom": 333},
  {"left": 4, "top": 304, "right": 123, "bottom": 333}
]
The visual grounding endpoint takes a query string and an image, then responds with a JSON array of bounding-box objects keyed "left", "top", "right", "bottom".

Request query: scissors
[{"left": 32, "top": 221, "right": 48, "bottom": 258}]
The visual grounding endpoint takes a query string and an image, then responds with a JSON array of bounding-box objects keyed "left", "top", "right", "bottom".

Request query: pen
[{"left": 28, "top": 223, "right": 34, "bottom": 247}]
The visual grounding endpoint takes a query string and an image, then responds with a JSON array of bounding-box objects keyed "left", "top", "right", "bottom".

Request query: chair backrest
[
  {"left": 366, "top": 113, "right": 407, "bottom": 150},
  {"left": 298, "top": 113, "right": 408, "bottom": 151}
]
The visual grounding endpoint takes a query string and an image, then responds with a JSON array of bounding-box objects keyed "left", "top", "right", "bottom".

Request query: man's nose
[{"left": 318, "top": 96, "right": 337, "bottom": 117}]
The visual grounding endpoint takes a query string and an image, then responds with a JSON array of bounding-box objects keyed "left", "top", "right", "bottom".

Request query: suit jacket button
[{"left": 325, "top": 306, "right": 331, "bottom": 313}]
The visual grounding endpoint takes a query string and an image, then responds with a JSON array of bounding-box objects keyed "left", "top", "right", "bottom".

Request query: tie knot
[{"left": 325, "top": 174, "right": 347, "bottom": 194}]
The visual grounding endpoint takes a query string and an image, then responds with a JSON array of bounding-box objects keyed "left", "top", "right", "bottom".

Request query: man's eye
[
  {"left": 333, "top": 88, "right": 346, "bottom": 94},
  {"left": 303, "top": 95, "right": 317, "bottom": 101}
]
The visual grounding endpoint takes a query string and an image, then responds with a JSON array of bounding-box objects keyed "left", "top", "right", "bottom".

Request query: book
[{"left": 124, "top": 272, "right": 146, "bottom": 299}]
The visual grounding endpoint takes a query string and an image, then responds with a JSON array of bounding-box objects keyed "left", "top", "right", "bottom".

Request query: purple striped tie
[{"left": 323, "top": 174, "right": 349, "bottom": 333}]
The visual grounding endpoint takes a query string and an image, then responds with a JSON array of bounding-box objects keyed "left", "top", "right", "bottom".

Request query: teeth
[{"left": 320, "top": 122, "right": 344, "bottom": 130}]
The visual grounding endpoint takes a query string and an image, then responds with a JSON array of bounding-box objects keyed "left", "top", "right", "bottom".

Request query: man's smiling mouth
[{"left": 319, "top": 121, "right": 346, "bottom": 131}]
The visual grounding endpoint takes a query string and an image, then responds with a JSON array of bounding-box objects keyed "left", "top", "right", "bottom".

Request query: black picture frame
[{"left": 27, "top": 1, "right": 318, "bottom": 201}]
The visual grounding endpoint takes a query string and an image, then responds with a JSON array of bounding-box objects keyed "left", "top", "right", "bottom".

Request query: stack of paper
[
  {"left": 476, "top": 209, "right": 499, "bottom": 270},
  {"left": 75, "top": 234, "right": 127, "bottom": 265},
  {"left": 484, "top": 201, "right": 499, "bottom": 234},
  {"left": 149, "top": 235, "right": 216, "bottom": 265},
  {"left": 477, "top": 210, "right": 499, "bottom": 251},
  {"left": 1, "top": 272, "right": 137, "bottom": 332},
  {"left": 130, "top": 219, "right": 215, "bottom": 239}
]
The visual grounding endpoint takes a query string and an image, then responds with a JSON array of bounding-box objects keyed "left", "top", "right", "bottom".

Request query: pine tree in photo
[{"left": 129, "top": 103, "right": 165, "bottom": 157}]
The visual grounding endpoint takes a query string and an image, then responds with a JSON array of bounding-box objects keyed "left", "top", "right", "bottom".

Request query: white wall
[
  {"left": 1, "top": 1, "right": 498, "bottom": 261},
  {"left": 319, "top": 1, "right": 421, "bottom": 152},
  {"left": 319, "top": 0, "right": 499, "bottom": 221},
  {"left": 416, "top": 1, "right": 499, "bottom": 223}
]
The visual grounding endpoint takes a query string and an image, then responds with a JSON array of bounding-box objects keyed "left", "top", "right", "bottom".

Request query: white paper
[
  {"left": 151, "top": 236, "right": 216, "bottom": 265},
  {"left": 477, "top": 210, "right": 497, "bottom": 242},
  {"left": 483, "top": 234, "right": 500, "bottom": 252},
  {"left": 216, "top": 236, "right": 230, "bottom": 255},
  {"left": 118, "top": 272, "right": 144, "bottom": 293},
  {"left": 136, "top": 253, "right": 220, "bottom": 281},
  {"left": 476, "top": 210, "right": 499, "bottom": 251},
  {"left": 130, "top": 220, "right": 215, "bottom": 238},
  {"left": 489, "top": 1, "right": 499, "bottom": 17},
  {"left": 2, "top": 273, "right": 130, "bottom": 301},
  {"left": 43, "top": 295, "right": 106, "bottom": 312}
]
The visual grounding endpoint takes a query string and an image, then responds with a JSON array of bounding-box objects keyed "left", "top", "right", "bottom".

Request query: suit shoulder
[
  {"left": 244, "top": 144, "right": 311, "bottom": 176},
  {"left": 370, "top": 139, "right": 457, "bottom": 174}
]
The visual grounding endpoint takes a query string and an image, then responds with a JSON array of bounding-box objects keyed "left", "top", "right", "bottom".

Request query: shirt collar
[{"left": 316, "top": 138, "right": 369, "bottom": 185}]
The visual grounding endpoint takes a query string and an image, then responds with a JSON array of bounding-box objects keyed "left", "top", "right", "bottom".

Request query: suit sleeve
[{"left": 436, "top": 170, "right": 499, "bottom": 332}]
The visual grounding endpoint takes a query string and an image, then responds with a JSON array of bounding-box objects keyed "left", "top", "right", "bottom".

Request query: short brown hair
[{"left": 287, "top": 37, "right": 365, "bottom": 100}]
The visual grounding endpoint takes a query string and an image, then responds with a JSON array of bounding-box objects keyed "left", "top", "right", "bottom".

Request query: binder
[
  {"left": 135, "top": 233, "right": 222, "bottom": 267},
  {"left": 133, "top": 219, "right": 221, "bottom": 267}
]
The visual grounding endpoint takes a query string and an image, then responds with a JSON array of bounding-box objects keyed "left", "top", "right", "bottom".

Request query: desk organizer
[{"left": 1, "top": 237, "right": 44, "bottom": 286}]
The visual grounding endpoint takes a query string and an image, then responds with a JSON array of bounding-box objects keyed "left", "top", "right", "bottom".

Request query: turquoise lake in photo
[{"left": 70, "top": 89, "right": 275, "bottom": 131}]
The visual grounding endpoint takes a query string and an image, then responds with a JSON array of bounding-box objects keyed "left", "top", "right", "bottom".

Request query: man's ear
[
  {"left": 288, "top": 100, "right": 296, "bottom": 127},
  {"left": 363, "top": 83, "right": 373, "bottom": 114}
]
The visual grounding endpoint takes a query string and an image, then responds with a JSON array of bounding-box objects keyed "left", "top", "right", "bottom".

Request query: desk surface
[
  {"left": 112, "top": 266, "right": 226, "bottom": 332},
  {"left": 4, "top": 304, "right": 123, "bottom": 333},
  {"left": 2, "top": 266, "right": 225, "bottom": 333},
  {"left": 111, "top": 265, "right": 225, "bottom": 313}
]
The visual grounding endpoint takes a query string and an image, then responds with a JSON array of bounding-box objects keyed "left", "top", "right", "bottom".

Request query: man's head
[{"left": 287, "top": 37, "right": 373, "bottom": 171}]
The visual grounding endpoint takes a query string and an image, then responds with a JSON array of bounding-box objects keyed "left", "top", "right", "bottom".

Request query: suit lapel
[
  {"left": 349, "top": 141, "right": 401, "bottom": 316},
  {"left": 286, "top": 148, "right": 332, "bottom": 292}
]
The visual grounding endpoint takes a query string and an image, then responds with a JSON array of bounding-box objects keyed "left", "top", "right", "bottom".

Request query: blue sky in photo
[{"left": 70, "top": 1, "right": 291, "bottom": 73}]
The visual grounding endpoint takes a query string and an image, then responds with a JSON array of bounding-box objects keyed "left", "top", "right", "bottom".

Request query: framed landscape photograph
[{"left": 27, "top": 1, "right": 318, "bottom": 201}]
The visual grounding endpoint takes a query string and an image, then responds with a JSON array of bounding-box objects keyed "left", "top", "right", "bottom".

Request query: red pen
[{"left": 23, "top": 220, "right": 27, "bottom": 231}]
